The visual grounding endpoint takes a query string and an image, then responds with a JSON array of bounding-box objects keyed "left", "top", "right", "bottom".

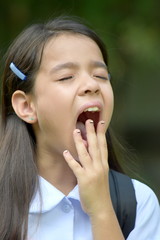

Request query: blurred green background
[{"left": 0, "top": 0, "right": 160, "bottom": 199}]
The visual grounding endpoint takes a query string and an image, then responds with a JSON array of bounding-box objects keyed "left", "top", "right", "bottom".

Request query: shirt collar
[{"left": 29, "top": 176, "right": 80, "bottom": 214}]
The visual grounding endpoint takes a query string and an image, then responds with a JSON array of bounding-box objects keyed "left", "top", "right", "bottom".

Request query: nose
[{"left": 78, "top": 75, "right": 100, "bottom": 96}]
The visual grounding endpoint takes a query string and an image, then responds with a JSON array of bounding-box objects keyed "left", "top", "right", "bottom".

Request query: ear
[{"left": 12, "top": 90, "right": 37, "bottom": 124}]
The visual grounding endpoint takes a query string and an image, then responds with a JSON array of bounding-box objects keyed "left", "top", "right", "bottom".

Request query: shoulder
[
  {"left": 132, "top": 179, "right": 159, "bottom": 206},
  {"left": 128, "top": 179, "right": 160, "bottom": 240},
  {"left": 110, "top": 170, "right": 160, "bottom": 239},
  {"left": 132, "top": 179, "right": 160, "bottom": 218}
]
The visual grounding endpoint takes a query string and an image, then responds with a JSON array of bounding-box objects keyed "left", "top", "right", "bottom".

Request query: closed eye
[
  {"left": 59, "top": 76, "right": 73, "bottom": 81},
  {"left": 94, "top": 75, "right": 109, "bottom": 80}
]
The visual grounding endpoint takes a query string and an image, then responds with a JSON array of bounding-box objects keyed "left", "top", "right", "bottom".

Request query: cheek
[
  {"left": 110, "top": 91, "right": 114, "bottom": 113},
  {"left": 103, "top": 87, "right": 114, "bottom": 122},
  {"left": 34, "top": 92, "right": 72, "bottom": 130},
  {"left": 109, "top": 93, "right": 114, "bottom": 118},
  {"left": 105, "top": 84, "right": 114, "bottom": 105}
]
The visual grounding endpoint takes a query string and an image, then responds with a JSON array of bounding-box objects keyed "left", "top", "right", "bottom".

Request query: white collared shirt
[{"left": 28, "top": 177, "right": 160, "bottom": 240}]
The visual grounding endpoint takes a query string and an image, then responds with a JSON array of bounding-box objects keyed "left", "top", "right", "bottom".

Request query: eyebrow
[
  {"left": 50, "top": 62, "right": 78, "bottom": 74},
  {"left": 90, "top": 61, "right": 108, "bottom": 70},
  {"left": 50, "top": 61, "right": 108, "bottom": 74}
]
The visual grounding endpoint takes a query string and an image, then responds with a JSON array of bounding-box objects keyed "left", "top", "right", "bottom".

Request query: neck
[{"left": 37, "top": 149, "right": 77, "bottom": 195}]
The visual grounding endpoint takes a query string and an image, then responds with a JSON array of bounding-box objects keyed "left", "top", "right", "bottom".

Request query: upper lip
[{"left": 76, "top": 101, "right": 103, "bottom": 120}]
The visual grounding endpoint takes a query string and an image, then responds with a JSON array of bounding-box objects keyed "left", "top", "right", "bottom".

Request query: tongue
[{"left": 76, "top": 121, "right": 87, "bottom": 141}]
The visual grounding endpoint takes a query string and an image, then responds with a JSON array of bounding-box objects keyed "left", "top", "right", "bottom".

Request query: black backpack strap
[{"left": 109, "top": 169, "right": 137, "bottom": 239}]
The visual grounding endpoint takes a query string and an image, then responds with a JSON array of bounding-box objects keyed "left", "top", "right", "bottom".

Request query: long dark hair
[{"left": 0, "top": 16, "right": 124, "bottom": 240}]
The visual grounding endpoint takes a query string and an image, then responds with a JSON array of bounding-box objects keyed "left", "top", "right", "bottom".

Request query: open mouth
[{"left": 76, "top": 107, "right": 100, "bottom": 141}]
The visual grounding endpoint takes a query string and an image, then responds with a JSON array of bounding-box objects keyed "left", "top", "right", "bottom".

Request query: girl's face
[{"left": 32, "top": 33, "right": 114, "bottom": 159}]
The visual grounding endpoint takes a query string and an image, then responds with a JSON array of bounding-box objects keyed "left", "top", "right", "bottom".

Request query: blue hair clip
[{"left": 9, "top": 62, "right": 27, "bottom": 81}]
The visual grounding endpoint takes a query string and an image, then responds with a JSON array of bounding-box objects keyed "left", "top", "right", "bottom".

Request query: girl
[{"left": 0, "top": 16, "right": 160, "bottom": 240}]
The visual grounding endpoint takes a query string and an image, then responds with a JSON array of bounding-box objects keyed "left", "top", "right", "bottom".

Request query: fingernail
[
  {"left": 76, "top": 129, "right": 81, "bottom": 133},
  {"left": 90, "top": 120, "right": 94, "bottom": 123},
  {"left": 64, "top": 150, "right": 68, "bottom": 154},
  {"left": 100, "top": 120, "right": 105, "bottom": 124}
]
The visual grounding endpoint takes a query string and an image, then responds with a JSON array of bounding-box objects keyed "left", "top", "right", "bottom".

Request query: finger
[
  {"left": 85, "top": 119, "right": 101, "bottom": 163},
  {"left": 63, "top": 149, "right": 82, "bottom": 177},
  {"left": 96, "top": 121, "right": 109, "bottom": 170},
  {"left": 73, "top": 129, "right": 91, "bottom": 168}
]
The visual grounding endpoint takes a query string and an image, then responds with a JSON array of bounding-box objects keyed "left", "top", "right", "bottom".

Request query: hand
[{"left": 63, "top": 119, "right": 111, "bottom": 217}]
